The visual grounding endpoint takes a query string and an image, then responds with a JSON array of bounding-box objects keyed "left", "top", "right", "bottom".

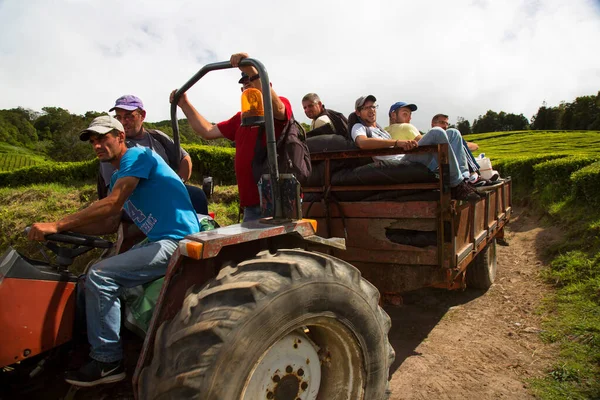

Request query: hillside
[{"left": 0, "top": 130, "right": 599, "bottom": 398}]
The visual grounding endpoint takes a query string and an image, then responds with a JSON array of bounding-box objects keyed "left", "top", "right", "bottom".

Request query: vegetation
[
  {"left": 0, "top": 182, "right": 240, "bottom": 273},
  {"left": 0, "top": 107, "right": 232, "bottom": 164},
  {"left": 455, "top": 90, "right": 600, "bottom": 134},
  {"left": 460, "top": 131, "right": 600, "bottom": 399},
  {"left": 2, "top": 89, "right": 600, "bottom": 398}
]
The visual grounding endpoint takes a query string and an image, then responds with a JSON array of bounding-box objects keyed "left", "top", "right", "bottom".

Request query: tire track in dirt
[{"left": 387, "top": 206, "right": 561, "bottom": 399}]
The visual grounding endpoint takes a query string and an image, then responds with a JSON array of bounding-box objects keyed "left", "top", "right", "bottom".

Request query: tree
[
  {"left": 561, "top": 95, "right": 599, "bottom": 130},
  {"left": 456, "top": 117, "right": 471, "bottom": 134},
  {"left": 472, "top": 110, "right": 530, "bottom": 133},
  {"left": 0, "top": 109, "right": 38, "bottom": 145}
]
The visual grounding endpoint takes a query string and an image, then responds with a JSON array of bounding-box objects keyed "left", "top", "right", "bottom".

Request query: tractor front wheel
[{"left": 139, "top": 249, "right": 394, "bottom": 400}]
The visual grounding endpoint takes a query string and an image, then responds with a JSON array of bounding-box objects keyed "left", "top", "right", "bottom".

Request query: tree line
[
  {"left": 0, "top": 107, "right": 228, "bottom": 162},
  {"left": 456, "top": 91, "right": 600, "bottom": 134},
  {"left": 0, "top": 91, "right": 599, "bottom": 162}
]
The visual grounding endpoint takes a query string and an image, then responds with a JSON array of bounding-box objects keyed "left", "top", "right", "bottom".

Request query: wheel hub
[
  {"left": 274, "top": 374, "right": 299, "bottom": 399},
  {"left": 242, "top": 331, "right": 320, "bottom": 400}
]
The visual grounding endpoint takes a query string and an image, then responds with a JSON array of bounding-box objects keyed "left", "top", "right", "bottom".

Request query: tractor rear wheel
[
  {"left": 466, "top": 238, "right": 497, "bottom": 289},
  {"left": 139, "top": 249, "right": 394, "bottom": 400}
]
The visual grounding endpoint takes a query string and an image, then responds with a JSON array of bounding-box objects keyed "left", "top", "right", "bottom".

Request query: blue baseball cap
[
  {"left": 389, "top": 101, "right": 418, "bottom": 116},
  {"left": 109, "top": 95, "right": 145, "bottom": 112}
]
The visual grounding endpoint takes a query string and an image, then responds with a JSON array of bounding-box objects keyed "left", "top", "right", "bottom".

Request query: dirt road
[
  {"left": 3, "top": 207, "right": 559, "bottom": 400},
  {"left": 387, "top": 207, "right": 560, "bottom": 399}
]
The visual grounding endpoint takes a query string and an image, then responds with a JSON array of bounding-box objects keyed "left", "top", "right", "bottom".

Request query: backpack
[
  {"left": 252, "top": 115, "right": 312, "bottom": 185},
  {"left": 309, "top": 108, "right": 349, "bottom": 139},
  {"left": 146, "top": 129, "right": 183, "bottom": 171},
  {"left": 347, "top": 112, "right": 385, "bottom": 139}
]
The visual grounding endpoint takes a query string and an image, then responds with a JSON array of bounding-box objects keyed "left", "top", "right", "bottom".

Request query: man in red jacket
[{"left": 171, "top": 52, "right": 292, "bottom": 221}]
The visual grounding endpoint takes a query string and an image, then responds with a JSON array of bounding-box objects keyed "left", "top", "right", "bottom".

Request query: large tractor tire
[
  {"left": 466, "top": 238, "right": 497, "bottom": 289},
  {"left": 139, "top": 249, "right": 394, "bottom": 400}
]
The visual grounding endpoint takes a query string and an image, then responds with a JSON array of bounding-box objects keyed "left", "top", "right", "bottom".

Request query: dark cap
[{"left": 238, "top": 72, "right": 249, "bottom": 84}]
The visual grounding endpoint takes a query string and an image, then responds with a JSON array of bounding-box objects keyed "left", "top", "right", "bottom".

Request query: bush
[
  {"left": 534, "top": 156, "right": 600, "bottom": 203},
  {"left": 0, "top": 159, "right": 98, "bottom": 187},
  {"left": 185, "top": 144, "right": 236, "bottom": 184},
  {"left": 494, "top": 154, "right": 566, "bottom": 184},
  {"left": 571, "top": 161, "right": 600, "bottom": 207}
]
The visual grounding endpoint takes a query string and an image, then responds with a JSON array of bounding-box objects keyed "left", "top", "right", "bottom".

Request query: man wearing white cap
[{"left": 28, "top": 115, "right": 199, "bottom": 387}]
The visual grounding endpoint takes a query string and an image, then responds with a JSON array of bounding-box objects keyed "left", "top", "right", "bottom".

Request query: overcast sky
[{"left": 1, "top": 0, "right": 600, "bottom": 130}]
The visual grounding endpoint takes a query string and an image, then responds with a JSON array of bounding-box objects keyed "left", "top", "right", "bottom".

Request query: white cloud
[{"left": 1, "top": 0, "right": 599, "bottom": 131}]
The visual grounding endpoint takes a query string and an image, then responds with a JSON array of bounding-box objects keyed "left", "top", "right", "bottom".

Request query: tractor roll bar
[{"left": 169, "top": 59, "right": 278, "bottom": 182}]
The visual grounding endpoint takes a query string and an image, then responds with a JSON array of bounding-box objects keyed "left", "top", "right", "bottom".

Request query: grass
[
  {"left": 460, "top": 130, "right": 600, "bottom": 398},
  {"left": 0, "top": 182, "right": 240, "bottom": 272},
  {"left": 2, "top": 132, "right": 600, "bottom": 397},
  {"left": 0, "top": 143, "right": 48, "bottom": 171},
  {"left": 523, "top": 195, "right": 600, "bottom": 399},
  {"left": 463, "top": 130, "right": 600, "bottom": 160}
]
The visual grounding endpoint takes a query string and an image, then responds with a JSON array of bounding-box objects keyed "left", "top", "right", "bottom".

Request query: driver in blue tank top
[{"left": 27, "top": 115, "right": 199, "bottom": 387}]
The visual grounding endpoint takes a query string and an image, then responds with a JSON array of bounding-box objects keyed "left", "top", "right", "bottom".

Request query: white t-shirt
[{"left": 351, "top": 123, "right": 404, "bottom": 162}]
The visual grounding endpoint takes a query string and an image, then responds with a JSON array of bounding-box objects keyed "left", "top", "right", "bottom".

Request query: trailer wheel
[
  {"left": 466, "top": 238, "right": 497, "bottom": 289},
  {"left": 139, "top": 249, "right": 394, "bottom": 400}
]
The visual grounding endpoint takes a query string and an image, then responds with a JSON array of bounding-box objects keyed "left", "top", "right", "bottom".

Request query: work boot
[
  {"left": 65, "top": 358, "right": 125, "bottom": 387},
  {"left": 451, "top": 181, "right": 482, "bottom": 201}
]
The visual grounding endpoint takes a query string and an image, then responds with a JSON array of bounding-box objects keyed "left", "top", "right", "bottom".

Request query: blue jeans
[
  {"left": 403, "top": 127, "right": 465, "bottom": 187},
  {"left": 84, "top": 238, "right": 178, "bottom": 362},
  {"left": 243, "top": 205, "right": 262, "bottom": 222}
]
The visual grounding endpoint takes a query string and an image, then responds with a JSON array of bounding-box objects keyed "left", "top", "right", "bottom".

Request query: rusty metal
[{"left": 302, "top": 144, "right": 512, "bottom": 294}]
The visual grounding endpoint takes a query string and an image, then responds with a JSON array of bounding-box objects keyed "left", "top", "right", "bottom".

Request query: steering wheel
[{"left": 25, "top": 227, "right": 113, "bottom": 267}]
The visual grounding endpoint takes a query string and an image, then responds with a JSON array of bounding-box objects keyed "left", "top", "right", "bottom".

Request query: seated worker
[
  {"left": 28, "top": 116, "right": 200, "bottom": 387},
  {"left": 386, "top": 101, "right": 421, "bottom": 141},
  {"left": 99, "top": 95, "right": 208, "bottom": 215},
  {"left": 350, "top": 95, "right": 480, "bottom": 201},
  {"left": 387, "top": 101, "right": 474, "bottom": 182},
  {"left": 302, "top": 93, "right": 348, "bottom": 138},
  {"left": 430, "top": 113, "right": 500, "bottom": 185}
]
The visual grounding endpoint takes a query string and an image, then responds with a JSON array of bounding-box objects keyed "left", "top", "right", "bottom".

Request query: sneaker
[
  {"left": 489, "top": 171, "right": 499, "bottom": 182},
  {"left": 451, "top": 181, "right": 482, "bottom": 201},
  {"left": 473, "top": 178, "right": 489, "bottom": 187},
  {"left": 65, "top": 359, "right": 125, "bottom": 387},
  {"left": 468, "top": 173, "right": 479, "bottom": 184}
]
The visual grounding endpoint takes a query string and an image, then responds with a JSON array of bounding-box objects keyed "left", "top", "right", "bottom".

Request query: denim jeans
[
  {"left": 403, "top": 127, "right": 465, "bottom": 187},
  {"left": 84, "top": 238, "right": 178, "bottom": 362}
]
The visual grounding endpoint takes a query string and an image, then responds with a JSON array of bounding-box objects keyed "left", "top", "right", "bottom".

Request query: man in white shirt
[{"left": 350, "top": 95, "right": 480, "bottom": 201}]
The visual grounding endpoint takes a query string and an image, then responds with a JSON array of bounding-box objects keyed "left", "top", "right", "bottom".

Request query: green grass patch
[
  {"left": 464, "top": 130, "right": 600, "bottom": 161},
  {"left": 0, "top": 143, "right": 48, "bottom": 171},
  {"left": 0, "top": 183, "right": 241, "bottom": 272},
  {"left": 459, "top": 130, "right": 600, "bottom": 398},
  {"left": 525, "top": 201, "right": 600, "bottom": 398}
]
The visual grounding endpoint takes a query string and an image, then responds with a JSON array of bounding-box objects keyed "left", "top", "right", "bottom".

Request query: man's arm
[
  {"left": 231, "top": 52, "right": 287, "bottom": 121},
  {"left": 178, "top": 155, "right": 193, "bottom": 181},
  {"left": 28, "top": 176, "right": 140, "bottom": 241},
  {"left": 170, "top": 91, "right": 224, "bottom": 140},
  {"left": 467, "top": 142, "right": 479, "bottom": 151},
  {"left": 355, "top": 135, "right": 417, "bottom": 151}
]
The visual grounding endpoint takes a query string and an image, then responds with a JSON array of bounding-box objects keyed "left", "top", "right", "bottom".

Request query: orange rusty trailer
[{"left": 302, "top": 143, "right": 512, "bottom": 293}]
